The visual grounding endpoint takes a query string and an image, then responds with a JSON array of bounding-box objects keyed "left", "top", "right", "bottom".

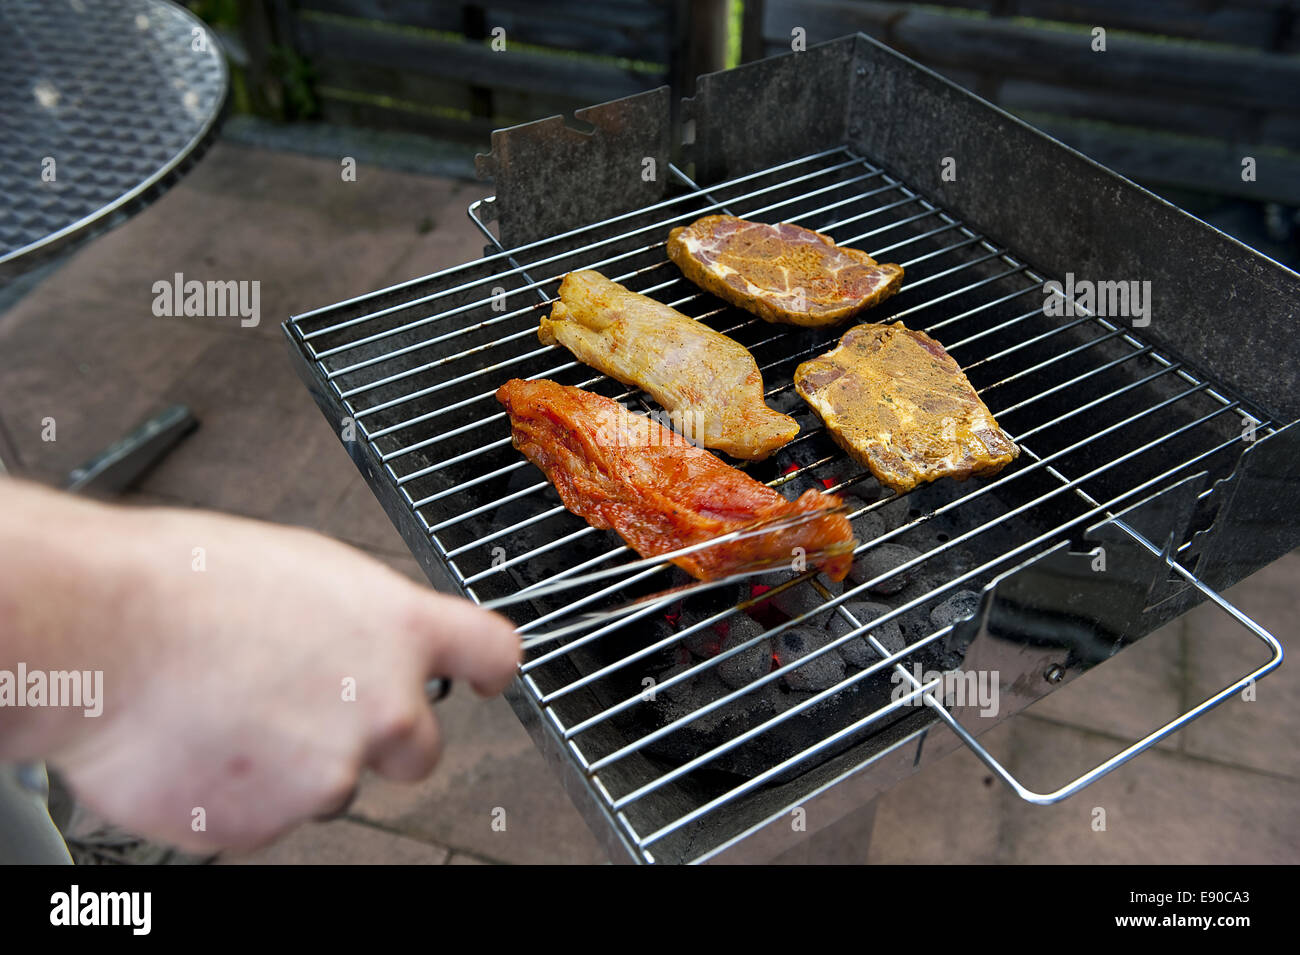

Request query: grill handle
[{"left": 930, "top": 549, "right": 1283, "bottom": 805}]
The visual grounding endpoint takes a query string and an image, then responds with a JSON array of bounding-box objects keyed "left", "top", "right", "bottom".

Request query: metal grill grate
[{"left": 286, "top": 146, "right": 1273, "bottom": 863}]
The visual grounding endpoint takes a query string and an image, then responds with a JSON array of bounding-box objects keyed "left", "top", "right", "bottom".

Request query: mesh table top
[{"left": 0, "top": 0, "right": 227, "bottom": 272}]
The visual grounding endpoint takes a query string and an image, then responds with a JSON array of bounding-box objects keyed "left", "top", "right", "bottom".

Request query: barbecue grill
[{"left": 284, "top": 35, "right": 1297, "bottom": 864}]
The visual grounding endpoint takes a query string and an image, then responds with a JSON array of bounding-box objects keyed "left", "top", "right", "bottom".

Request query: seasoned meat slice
[
  {"left": 794, "top": 323, "right": 1019, "bottom": 493},
  {"left": 496, "top": 379, "right": 855, "bottom": 582},
  {"left": 539, "top": 270, "right": 798, "bottom": 460},
  {"left": 666, "top": 214, "right": 904, "bottom": 327}
]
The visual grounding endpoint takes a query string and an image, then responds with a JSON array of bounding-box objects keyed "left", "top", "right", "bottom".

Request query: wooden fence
[
  {"left": 230, "top": 0, "right": 1300, "bottom": 203},
  {"left": 236, "top": 0, "right": 727, "bottom": 142},
  {"left": 743, "top": 0, "right": 1300, "bottom": 203}
]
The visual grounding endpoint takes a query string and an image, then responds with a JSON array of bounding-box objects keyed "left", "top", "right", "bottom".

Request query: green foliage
[
  {"left": 727, "top": 0, "right": 743, "bottom": 68},
  {"left": 185, "top": 0, "right": 240, "bottom": 30},
  {"left": 269, "top": 44, "right": 319, "bottom": 120}
]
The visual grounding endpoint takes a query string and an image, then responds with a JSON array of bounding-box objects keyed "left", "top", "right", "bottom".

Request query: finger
[
  {"left": 364, "top": 700, "right": 443, "bottom": 782},
  {"left": 412, "top": 594, "right": 521, "bottom": 697}
]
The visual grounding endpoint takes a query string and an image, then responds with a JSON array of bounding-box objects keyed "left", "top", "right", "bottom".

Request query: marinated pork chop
[
  {"left": 794, "top": 323, "right": 1018, "bottom": 493},
  {"left": 539, "top": 270, "right": 798, "bottom": 459},
  {"left": 666, "top": 215, "right": 904, "bottom": 327},
  {"left": 496, "top": 379, "right": 855, "bottom": 582}
]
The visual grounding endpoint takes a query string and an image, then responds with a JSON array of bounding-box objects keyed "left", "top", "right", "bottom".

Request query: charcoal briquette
[
  {"left": 849, "top": 542, "right": 921, "bottom": 595},
  {"left": 774, "top": 627, "right": 846, "bottom": 691},
  {"left": 771, "top": 583, "right": 835, "bottom": 628},
  {"left": 930, "top": 590, "right": 983, "bottom": 631},
  {"left": 827, "top": 600, "right": 904, "bottom": 666},
  {"left": 715, "top": 616, "right": 773, "bottom": 690}
]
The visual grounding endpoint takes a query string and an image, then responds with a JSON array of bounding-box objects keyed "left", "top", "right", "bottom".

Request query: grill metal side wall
[{"left": 474, "top": 86, "right": 675, "bottom": 248}]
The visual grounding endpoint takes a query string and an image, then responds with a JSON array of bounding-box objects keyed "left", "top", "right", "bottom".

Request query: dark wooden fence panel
[
  {"left": 233, "top": 0, "right": 1300, "bottom": 202},
  {"left": 296, "top": 0, "right": 464, "bottom": 32},
  {"left": 747, "top": 0, "right": 1300, "bottom": 202},
  {"left": 298, "top": 0, "right": 676, "bottom": 61},
  {"left": 239, "top": 0, "right": 732, "bottom": 146},
  {"left": 763, "top": 0, "right": 1299, "bottom": 48},
  {"left": 294, "top": 14, "right": 658, "bottom": 103}
]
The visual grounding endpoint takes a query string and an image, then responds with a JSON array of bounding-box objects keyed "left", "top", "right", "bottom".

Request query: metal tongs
[
  {"left": 501, "top": 499, "right": 852, "bottom": 638},
  {"left": 422, "top": 501, "right": 853, "bottom": 702}
]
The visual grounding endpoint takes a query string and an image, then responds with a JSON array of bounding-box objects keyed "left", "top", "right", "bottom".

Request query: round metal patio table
[{"left": 0, "top": 0, "right": 227, "bottom": 276}]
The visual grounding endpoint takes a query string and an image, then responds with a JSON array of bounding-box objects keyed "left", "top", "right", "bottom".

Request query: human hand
[{"left": 0, "top": 482, "right": 520, "bottom": 851}]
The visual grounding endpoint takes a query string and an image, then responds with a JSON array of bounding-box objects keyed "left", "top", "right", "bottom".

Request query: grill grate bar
[
  {"left": 1035, "top": 282, "right": 1239, "bottom": 415},
  {"left": 889, "top": 265, "right": 1032, "bottom": 322},
  {"left": 944, "top": 305, "right": 1072, "bottom": 352},
  {"left": 366, "top": 357, "right": 580, "bottom": 442},
  {"left": 746, "top": 171, "right": 898, "bottom": 222},
  {"left": 919, "top": 280, "right": 1043, "bottom": 331},
  {"left": 979, "top": 328, "right": 1128, "bottom": 394},
  {"left": 991, "top": 346, "right": 1155, "bottom": 418}
]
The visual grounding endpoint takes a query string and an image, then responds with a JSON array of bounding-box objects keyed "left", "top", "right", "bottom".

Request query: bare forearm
[{"left": 0, "top": 478, "right": 146, "bottom": 758}]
